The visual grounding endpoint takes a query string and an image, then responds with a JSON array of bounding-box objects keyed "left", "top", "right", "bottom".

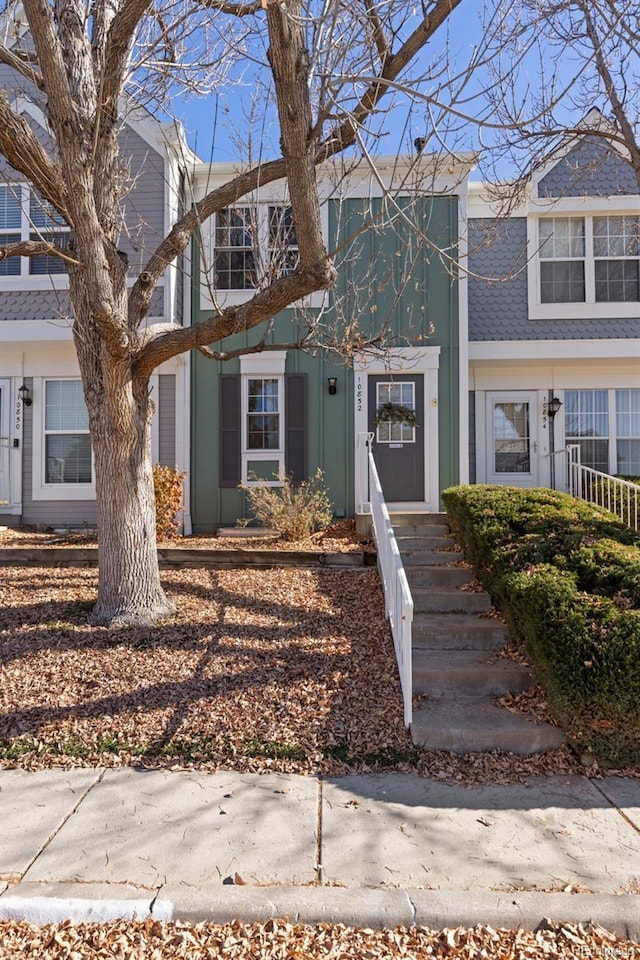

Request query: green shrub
[
  {"left": 241, "top": 469, "right": 333, "bottom": 542},
  {"left": 153, "top": 463, "right": 186, "bottom": 540},
  {"left": 442, "top": 484, "right": 640, "bottom": 764}
]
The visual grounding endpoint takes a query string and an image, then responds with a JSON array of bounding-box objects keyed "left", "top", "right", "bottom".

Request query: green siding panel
[{"left": 191, "top": 193, "right": 460, "bottom": 528}]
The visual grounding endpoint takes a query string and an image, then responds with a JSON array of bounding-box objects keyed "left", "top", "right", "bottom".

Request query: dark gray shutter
[
  {"left": 285, "top": 373, "right": 307, "bottom": 484},
  {"left": 220, "top": 375, "right": 241, "bottom": 487}
]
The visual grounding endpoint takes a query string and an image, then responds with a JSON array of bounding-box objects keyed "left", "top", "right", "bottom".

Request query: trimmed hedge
[{"left": 442, "top": 485, "right": 640, "bottom": 765}]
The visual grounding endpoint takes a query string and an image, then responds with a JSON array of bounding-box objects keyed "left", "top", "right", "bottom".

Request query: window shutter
[
  {"left": 220, "top": 375, "right": 241, "bottom": 487},
  {"left": 285, "top": 373, "right": 307, "bottom": 484}
]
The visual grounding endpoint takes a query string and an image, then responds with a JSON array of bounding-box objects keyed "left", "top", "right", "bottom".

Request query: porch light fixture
[
  {"left": 327, "top": 377, "right": 337, "bottom": 396},
  {"left": 547, "top": 396, "right": 562, "bottom": 417},
  {"left": 18, "top": 383, "right": 32, "bottom": 407}
]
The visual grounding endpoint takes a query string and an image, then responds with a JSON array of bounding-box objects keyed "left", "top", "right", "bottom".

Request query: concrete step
[
  {"left": 411, "top": 700, "right": 566, "bottom": 754},
  {"left": 412, "top": 650, "right": 534, "bottom": 697},
  {"left": 406, "top": 566, "right": 475, "bottom": 588},
  {"left": 390, "top": 512, "right": 448, "bottom": 527},
  {"left": 394, "top": 524, "right": 451, "bottom": 539},
  {"left": 402, "top": 549, "right": 465, "bottom": 566},
  {"left": 412, "top": 613, "right": 508, "bottom": 650},
  {"left": 411, "top": 587, "right": 492, "bottom": 615},
  {"left": 395, "top": 535, "right": 456, "bottom": 551}
]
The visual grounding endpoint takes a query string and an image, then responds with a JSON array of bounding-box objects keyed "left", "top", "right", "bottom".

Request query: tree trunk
[{"left": 75, "top": 334, "right": 174, "bottom": 627}]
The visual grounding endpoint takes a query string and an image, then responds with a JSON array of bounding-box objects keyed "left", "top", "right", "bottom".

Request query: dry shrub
[
  {"left": 242, "top": 469, "right": 333, "bottom": 541},
  {"left": 153, "top": 464, "right": 186, "bottom": 540}
]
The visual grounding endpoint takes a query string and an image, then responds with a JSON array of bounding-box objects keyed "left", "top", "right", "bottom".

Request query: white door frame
[
  {"left": 476, "top": 389, "right": 550, "bottom": 488},
  {"left": 0, "top": 379, "right": 14, "bottom": 511},
  {"left": 354, "top": 347, "right": 441, "bottom": 511}
]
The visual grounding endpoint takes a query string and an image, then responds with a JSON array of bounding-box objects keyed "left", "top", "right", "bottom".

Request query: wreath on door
[{"left": 375, "top": 402, "right": 417, "bottom": 427}]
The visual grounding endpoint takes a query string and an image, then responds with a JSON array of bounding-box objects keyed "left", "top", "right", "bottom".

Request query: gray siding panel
[
  {"left": 468, "top": 218, "right": 528, "bottom": 341},
  {"left": 118, "top": 125, "right": 167, "bottom": 278},
  {"left": 469, "top": 217, "right": 640, "bottom": 341},
  {"left": 158, "top": 374, "right": 176, "bottom": 466},
  {"left": 538, "top": 139, "right": 638, "bottom": 198},
  {"left": 1, "top": 290, "right": 71, "bottom": 322}
]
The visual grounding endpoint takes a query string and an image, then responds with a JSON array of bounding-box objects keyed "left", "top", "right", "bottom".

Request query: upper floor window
[
  {"left": 214, "top": 207, "right": 257, "bottom": 290},
  {"left": 212, "top": 205, "right": 299, "bottom": 292},
  {"left": 538, "top": 215, "right": 640, "bottom": 305},
  {"left": 0, "top": 184, "right": 70, "bottom": 278},
  {"left": 0, "top": 186, "right": 21, "bottom": 276},
  {"left": 268, "top": 206, "right": 299, "bottom": 279}
]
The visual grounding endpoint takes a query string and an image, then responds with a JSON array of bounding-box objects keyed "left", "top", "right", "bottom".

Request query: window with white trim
[
  {"left": 0, "top": 186, "right": 21, "bottom": 276},
  {"left": 0, "top": 184, "right": 70, "bottom": 277},
  {"left": 212, "top": 205, "right": 300, "bottom": 292},
  {"left": 565, "top": 389, "right": 609, "bottom": 473},
  {"left": 538, "top": 215, "right": 640, "bottom": 305},
  {"left": 247, "top": 377, "right": 280, "bottom": 450},
  {"left": 268, "top": 205, "right": 299, "bottom": 279},
  {"left": 564, "top": 388, "right": 640, "bottom": 477},
  {"left": 214, "top": 207, "right": 257, "bottom": 290},
  {"left": 240, "top": 352, "right": 287, "bottom": 485},
  {"left": 44, "top": 380, "right": 92, "bottom": 485}
]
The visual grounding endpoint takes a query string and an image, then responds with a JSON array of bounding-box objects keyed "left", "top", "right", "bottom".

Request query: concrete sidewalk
[{"left": 0, "top": 769, "right": 639, "bottom": 937}]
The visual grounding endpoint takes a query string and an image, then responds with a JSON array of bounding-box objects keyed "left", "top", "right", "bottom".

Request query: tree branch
[
  {"left": 0, "top": 238, "right": 79, "bottom": 265},
  {"left": 0, "top": 43, "right": 44, "bottom": 88},
  {"left": 0, "top": 92, "right": 70, "bottom": 220},
  {"left": 102, "top": 0, "right": 156, "bottom": 123},
  {"left": 129, "top": 0, "right": 462, "bottom": 330},
  {"left": 196, "top": 0, "right": 262, "bottom": 15},
  {"left": 577, "top": 0, "right": 640, "bottom": 190},
  {"left": 133, "top": 266, "right": 333, "bottom": 377}
]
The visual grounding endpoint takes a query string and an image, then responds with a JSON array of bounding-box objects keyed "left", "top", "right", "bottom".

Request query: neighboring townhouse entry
[
  {"left": 0, "top": 380, "right": 10, "bottom": 507},
  {"left": 485, "top": 391, "right": 540, "bottom": 487},
  {"left": 368, "top": 374, "right": 425, "bottom": 501}
]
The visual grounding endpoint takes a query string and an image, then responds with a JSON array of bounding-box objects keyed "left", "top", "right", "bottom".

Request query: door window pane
[
  {"left": 376, "top": 382, "right": 416, "bottom": 444},
  {"left": 493, "top": 402, "right": 530, "bottom": 473}
]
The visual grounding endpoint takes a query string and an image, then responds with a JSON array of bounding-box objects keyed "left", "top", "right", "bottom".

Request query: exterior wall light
[
  {"left": 547, "top": 396, "right": 562, "bottom": 417},
  {"left": 18, "top": 383, "right": 32, "bottom": 407},
  {"left": 327, "top": 377, "right": 337, "bottom": 395}
]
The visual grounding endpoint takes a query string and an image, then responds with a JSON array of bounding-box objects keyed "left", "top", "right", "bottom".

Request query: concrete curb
[
  {"left": 1, "top": 885, "right": 638, "bottom": 938},
  {"left": 0, "top": 547, "right": 371, "bottom": 569}
]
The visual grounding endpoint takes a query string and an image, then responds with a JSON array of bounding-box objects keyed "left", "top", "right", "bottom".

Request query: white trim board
[{"left": 469, "top": 339, "right": 640, "bottom": 361}]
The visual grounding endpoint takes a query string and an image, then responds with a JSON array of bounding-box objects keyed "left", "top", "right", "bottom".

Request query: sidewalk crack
[
  {"left": 589, "top": 778, "right": 640, "bottom": 839},
  {"left": 315, "top": 776, "right": 323, "bottom": 884},
  {"left": 19, "top": 768, "right": 106, "bottom": 882},
  {"left": 404, "top": 889, "right": 417, "bottom": 926}
]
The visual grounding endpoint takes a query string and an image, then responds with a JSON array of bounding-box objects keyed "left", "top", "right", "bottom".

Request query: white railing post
[
  {"left": 355, "top": 432, "right": 374, "bottom": 515},
  {"left": 365, "top": 445, "right": 414, "bottom": 729},
  {"left": 566, "top": 443, "right": 640, "bottom": 533}
]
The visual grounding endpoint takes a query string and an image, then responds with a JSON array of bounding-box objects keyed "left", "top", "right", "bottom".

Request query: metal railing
[
  {"left": 357, "top": 432, "right": 414, "bottom": 727},
  {"left": 567, "top": 444, "right": 640, "bottom": 531}
]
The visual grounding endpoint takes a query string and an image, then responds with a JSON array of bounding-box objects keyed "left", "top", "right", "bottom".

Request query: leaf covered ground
[
  {"left": 0, "top": 919, "right": 638, "bottom": 960},
  {"left": 0, "top": 560, "right": 598, "bottom": 782}
]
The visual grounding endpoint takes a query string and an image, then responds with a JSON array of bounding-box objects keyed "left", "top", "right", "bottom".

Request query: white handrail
[
  {"left": 358, "top": 432, "right": 414, "bottom": 727},
  {"left": 567, "top": 444, "right": 640, "bottom": 531}
]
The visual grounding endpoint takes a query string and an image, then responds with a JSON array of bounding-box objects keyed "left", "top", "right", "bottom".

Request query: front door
[
  {"left": 368, "top": 375, "right": 425, "bottom": 501},
  {"left": 486, "top": 391, "right": 539, "bottom": 487},
  {"left": 0, "top": 380, "right": 10, "bottom": 507}
]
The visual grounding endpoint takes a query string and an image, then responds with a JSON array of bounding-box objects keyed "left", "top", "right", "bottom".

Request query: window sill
[{"left": 529, "top": 302, "right": 640, "bottom": 321}]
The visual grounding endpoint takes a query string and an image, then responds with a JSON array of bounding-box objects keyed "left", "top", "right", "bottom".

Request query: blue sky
[{"left": 172, "top": 2, "right": 489, "bottom": 167}]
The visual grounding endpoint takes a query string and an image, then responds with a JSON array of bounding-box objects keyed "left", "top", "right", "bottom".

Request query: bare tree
[
  {"left": 480, "top": 0, "right": 640, "bottom": 188},
  {"left": 0, "top": 0, "right": 477, "bottom": 626}
]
